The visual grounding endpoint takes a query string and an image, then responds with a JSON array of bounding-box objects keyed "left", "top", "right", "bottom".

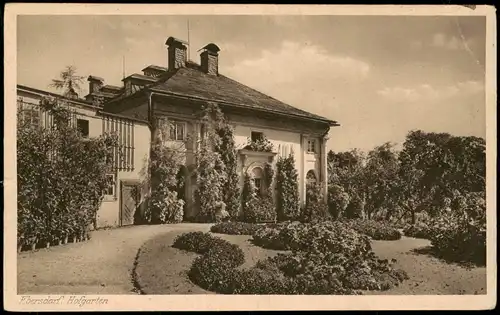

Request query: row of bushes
[
  {"left": 211, "top": 218, "right": 402, "bottom": 241},
  {"left": 174, "top": 223, "right": 408, "bottom": 294},
  {"left": 402, "top": 222, "right": 433, "bottom": 239},
  {"left": 403, "top": 214, "right": 486, "bottom": 266},
  {"left": 341, "top": 219, "right": 402, "bottom": 241},
  {"left": 210, "top": 222, "right": 263, "bottom": 235},
  {"left": 17, "top": 99, "right": 115, "bottom": 252}
]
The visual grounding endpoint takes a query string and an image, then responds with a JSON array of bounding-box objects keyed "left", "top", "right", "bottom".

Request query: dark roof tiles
[{"left": 149, "top": 66, "right": 335, "bottom": 124}]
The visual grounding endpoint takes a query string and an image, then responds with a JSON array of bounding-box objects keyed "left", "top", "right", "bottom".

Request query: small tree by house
[
  {"left": 275, "top": 153, "right": 300, "bottom": 221},
  {"left": 301, "top": 183, "right": 329, "bottom": 222},
  {"left": 49, "top": 65, "right": 85, "bottom": 99}
]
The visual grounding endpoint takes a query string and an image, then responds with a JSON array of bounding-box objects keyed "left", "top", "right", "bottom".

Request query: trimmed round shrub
[
  {"left": 428, "top": 212, "right": 486, "bottom": 266},
  {"left": 178, "top": 222, "right": 408, "bottom": 294},
  {"left": 403, "top": 222, "right": 432, "bottom": 239},
  {"left": 172, "top": 231, "right": 228, "bottom": 254},
  {"left": 210, "top": 222, "right": 262, "bottom": 235},
  {"left": 252, "top": 221, "right": 373, "bottom": 254}
]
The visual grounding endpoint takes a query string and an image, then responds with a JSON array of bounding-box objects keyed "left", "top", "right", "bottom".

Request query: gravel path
[{"left": 17, "top": 224, "right": 211, "bottom": 295}]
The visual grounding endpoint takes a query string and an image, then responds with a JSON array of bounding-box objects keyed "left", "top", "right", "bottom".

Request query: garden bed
[
  {"left": 134, "top": 231, "right": 213, "bottom": 295},
  {"left": 134, "top": 226, "right": 486, "bottom": 295},
  {"left": 172, "top": 222, "right": 409, "bottom": 294}
]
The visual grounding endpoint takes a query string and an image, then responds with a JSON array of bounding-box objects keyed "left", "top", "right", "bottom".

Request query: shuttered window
[{"left": 102, "top": 115, "right": 135, "bottom": 172}]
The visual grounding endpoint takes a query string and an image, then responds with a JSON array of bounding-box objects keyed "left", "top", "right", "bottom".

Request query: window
[
  {"left": 104, "top": 174, "right": 116, "bottom": 197},
  {"left": 18, "top": 98, "right": 41, "bottom": 128},
  {"left": 254, "top": 178, "right": 262, "bottom": 192},
  {"left": 306, "top": 170, "right": 317, "bottom": 187},
  {"left": 103, "top": 116, "right": 135, "bottom": 172},
  {"left": 251, "top": 131, "right": 264, "bottom": 142},
  {"left": 252, "top": 167, "right": 264, "bottom": 195},
  {"left": 200, "top": 124, "right": 206, "bottom": 140},
  {"left": 307, "top": 139, "right": 316, "bottom": 153},
  {"left": 77, "top": 118, "right": 89, "bottom": 138},
  {"left": 169, "top": 121, "right": 185, "bottom": 141}
]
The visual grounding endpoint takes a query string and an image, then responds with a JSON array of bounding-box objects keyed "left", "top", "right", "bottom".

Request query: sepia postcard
[{"left": 3, "top": 3, "right": 497, "bottom": 311}]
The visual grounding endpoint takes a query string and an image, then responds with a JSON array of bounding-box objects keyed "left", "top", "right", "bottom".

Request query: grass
[
  {"left": 136, "top": 231, "right": 487, "bottom": 295},
  {"left": 134, "top": 231, "right": 212, "bottom": 294}
]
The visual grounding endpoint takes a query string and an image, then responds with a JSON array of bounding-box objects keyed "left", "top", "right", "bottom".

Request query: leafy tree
[
  {"left": 327, "top": 184, "right": 350, "bottom": 220},
  {"left": 301, "top": 183, "right": 329, "bottom": 222},
  {"left": 395, "top": 130, "right": 486, "bottom": 224},
  {"left": 327, "top": 149, "right": 366, "bottom": 218},
  {"left": 50, "top": 65, "right": 85, "bottom": 99},
  {"left": 363, "top": 142, "right": 400, "bottom": 220}
]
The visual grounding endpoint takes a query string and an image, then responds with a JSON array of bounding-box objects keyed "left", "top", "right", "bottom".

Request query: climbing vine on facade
[
  {"left": 216, "top": 124, "right": 241, "bottom": 218},
  {"left": 275, "top": 153, "right": 300, "bottom": 221},
  {"left": 241, "top": 165, "right": 275, "bottom": 223},
  {"left": 194, "top": 102, "right": 228, "bottom": 222},
  {"left": 147, "top": 119, "right": 185, "bottom": 224}
]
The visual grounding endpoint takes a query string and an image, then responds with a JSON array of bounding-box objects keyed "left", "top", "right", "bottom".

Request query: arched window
[
  {"left": 252, "top": 167, "right": 264, "bottom": 195},
  {"left": 306, "top": 170, "right": 317, "bottom": 187}
]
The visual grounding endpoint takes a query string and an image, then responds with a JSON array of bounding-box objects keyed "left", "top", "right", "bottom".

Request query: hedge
[
  {"left": 173, "top": 222, "right": 408, "bottom": 294},
  {"left": 210, "top": 222, "right": 263, "bottom": 235}
]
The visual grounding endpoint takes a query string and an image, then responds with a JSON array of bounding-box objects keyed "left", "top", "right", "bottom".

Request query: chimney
[
  {"left": 88, "top": 75, "right": 104, "bottom": 94},
  {"left": 165, "top": 37, "right": 188, "bottom": 70},
  {"left": 199, "top": 43, "right": 220, "bottom": 76}
]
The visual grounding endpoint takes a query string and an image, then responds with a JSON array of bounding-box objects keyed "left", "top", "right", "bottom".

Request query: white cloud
[
  {"left": 221, "top": 40, "right": 370, "bottom": 116},
  {"left": 377, "top": 80, "right": 484, "bottom": 102},
  {"left": 432, "top": 33, "right": 463, "bottom": 50},
  {"left": 225, "top": 40, "right": 370, "bottom": 84},
  {"left": 410, "top": 33, "right": 475, "bottom": 51}
]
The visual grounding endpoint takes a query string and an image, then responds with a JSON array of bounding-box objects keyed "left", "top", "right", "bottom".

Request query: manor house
[{"left": 17, "top": 36, "right": 339, "bottom": 227}]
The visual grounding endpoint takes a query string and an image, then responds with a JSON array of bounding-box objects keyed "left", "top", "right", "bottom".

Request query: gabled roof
[
  {"left": 148, "top": 62, "right": 338, "bottom": 125},
  {"left": 101, "top": 84, "right": 122, "bottom": 91},
  {"left": 122, "top": 73, "right": 159, "bottom": 83},
  {"left": 142, "top": 65, "right": 167, "bottom": 72}
]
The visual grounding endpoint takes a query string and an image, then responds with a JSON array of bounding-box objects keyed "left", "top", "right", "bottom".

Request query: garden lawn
[
  {"left": 135, "top": 232, "right": 288, "bottom": 294},
  {"left": 363, "top": 236, "right": 487, "bottom": 295},
  {"left": 136, "top": 231, "right": 487, "bottom": 295},
  {"left": 135, "top": 231, "right": 213, "bottom": 295}
]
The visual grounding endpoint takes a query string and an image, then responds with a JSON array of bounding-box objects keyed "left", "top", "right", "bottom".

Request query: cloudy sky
[{"left": 17, "top": 15, "right": 486, "bottom": 152}]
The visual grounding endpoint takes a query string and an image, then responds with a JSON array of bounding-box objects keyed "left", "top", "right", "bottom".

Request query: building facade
[{"left": 17, "top": 36, "right": 338, "bottom": 227}]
